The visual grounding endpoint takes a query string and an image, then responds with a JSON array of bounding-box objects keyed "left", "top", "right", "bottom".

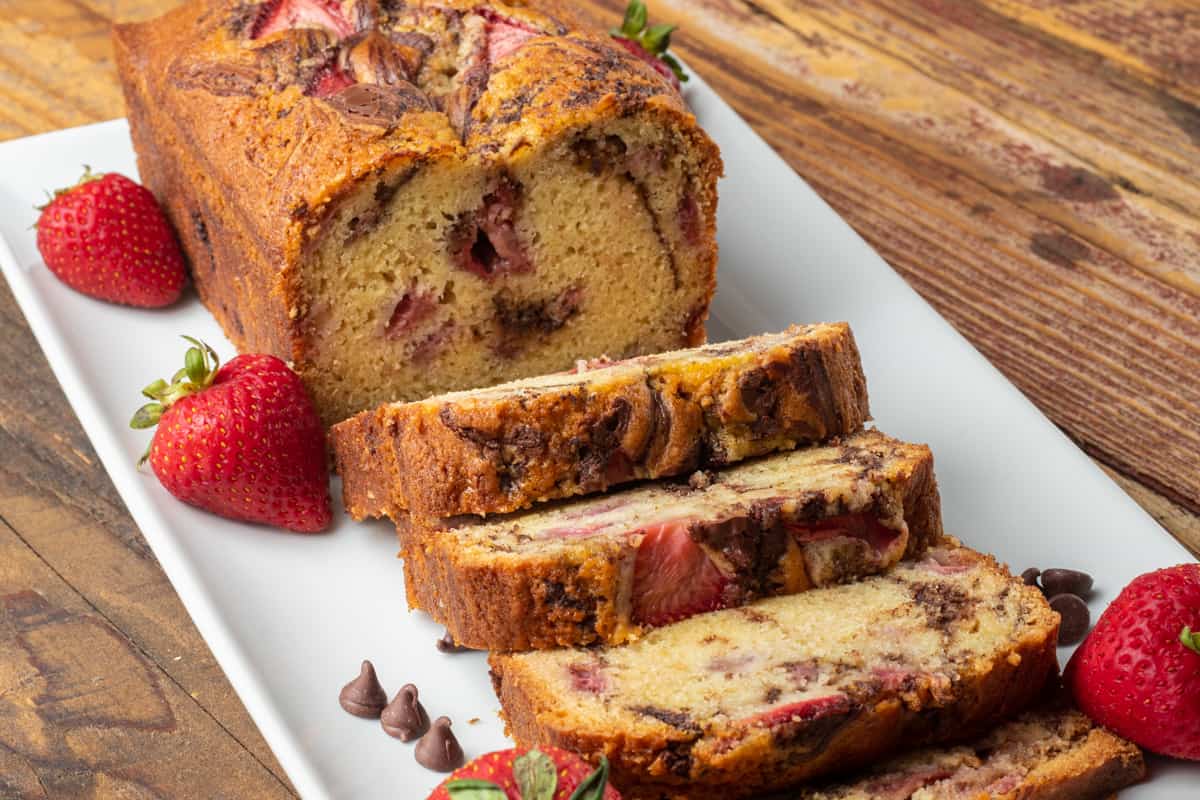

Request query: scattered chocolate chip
[
  {"left": 1020, "top": 567, "right": 1041, "bottom": 587},
  {"left": 415, "top": 716, "right": 465, "bottom": 772},
  {"left": 381, "top": 684, "right": 430, "bottom": 741},
  {"left": 338, "top": 660, "right": 388, "bottom": 718},
  {"left": 1041, "top": 568, "right": 1093, "bottom": 598},
  {"left": 1050, "top": 593, "right": 1091, "bottom": 646},
  {"left": 436, "top": 631, "right": 471, "bottom": 653}
]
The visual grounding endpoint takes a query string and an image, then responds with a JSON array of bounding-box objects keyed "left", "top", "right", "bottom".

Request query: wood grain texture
[
  {"left": 0, "top": 0, "right": 1197, "bottom": 792},
  {"left": 0, "top": 275, "right": 296, "bottom": 794}
]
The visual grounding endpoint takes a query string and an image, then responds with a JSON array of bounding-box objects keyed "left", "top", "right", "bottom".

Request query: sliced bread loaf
[
  {"left": 404, "top": 429, "right": 940, "bottom": 650},
  {"left": 796, "top": 708, "right": 1144, "bottom": 800},
  {"left": 332, "top": 323, "right": 868, "bottom": 519},
  {"left": 489, "top": 544, "right": 1059, "bottom": 799}
]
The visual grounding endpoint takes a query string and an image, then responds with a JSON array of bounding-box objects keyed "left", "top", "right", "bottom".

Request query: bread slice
[
  {"left": 114, "top": 0, "right": 721, "bottom": 426},
  {"left": 332, "top": 323, "right": 869, "bottom": 519},
  {"left": 403, "top": 429, "right": 940, "bottom": 650},
  {"left": 489, "top": 544, "right": 1059, "bottom": 799},
  {"left": 795, "top": 708, "right": 1144, "bottom": 800}
]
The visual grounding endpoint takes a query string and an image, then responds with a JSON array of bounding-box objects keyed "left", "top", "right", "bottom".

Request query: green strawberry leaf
[
  {"left": 620, "top": 0, "right": 647, "bottom": 37},
  {"left": 445, "top": 778, "right": 508, "bottom": 799},
  {"left": 659, "top": 52, "right": 689, "bottom": 82},
  {"left": 568, "top": 756, "right": 611, "bottom": 800},
  {"left": 514, "top": 749, "right": 558, "bottom": 800},
  {"left": 185, "top": 346, "right": 207, "bottom": 385},
  {"left": 129, "top": 335, "right": 222, "bottom": 458},
  {"left": 1182, "top": 626, "right": 1200, "bottom": 656},
  {"left": 641, "top": 22, "right": 676, "bottom": 55},
  {"left": 141, "top": 378, "right": 168, "bottom": 400},
  {"left": 130, "top": 402, "right": 164, "bottom": 430}
]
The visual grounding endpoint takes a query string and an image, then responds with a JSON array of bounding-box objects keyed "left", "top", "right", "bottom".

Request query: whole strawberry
[
  {"left": 428, "top": 746, "right": 620, "bottom": 800},
  {"left": 131, "top": 338, "right": 331, "bottom": 532},
  {"left": 1065, "top": 563, "right": 1200, "bottom": 760},
  {"left": 36, "top": 168, "right": 185, "bottom": 307}
]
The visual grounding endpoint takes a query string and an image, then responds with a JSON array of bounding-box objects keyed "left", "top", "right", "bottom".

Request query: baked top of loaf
[
  {"left": 112, "top": 0, "right": 694, "bottom": 266},
  {"left": 490, "top": 544, "right": 1060, "bottom": 798},
  {"left": 403, "top": 429, "right": 942, "bottom": 650},
  {"left": 333, "top": 323, "right": 869, "bottom": 518},
  {"left": 797, "top": 708, "right": 1144, "bottom": 800}
]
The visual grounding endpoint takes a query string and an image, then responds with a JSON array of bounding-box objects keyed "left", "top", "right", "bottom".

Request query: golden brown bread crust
[
  {"left": 1018, "top": 727, "right": 1145, "bottom": 800},
  {"left": 113, "top": 0, "right": 721, "bottom": 423},
  {"left": 791, "top": 707, "right": 1144, "bottom": 800},
  {"left": 332, "top": 323, "right": 870, "bottom": 519},
  {"left": 489, "top": 550, "right": 1061, "bottom": 799},
  {"left": 400, "top": 431, "right": 941, "bottom": 651}
]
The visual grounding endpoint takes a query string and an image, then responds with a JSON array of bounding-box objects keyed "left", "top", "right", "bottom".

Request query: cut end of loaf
[{"left": 300, "top": 112, "right": 718, "bottom": 425}]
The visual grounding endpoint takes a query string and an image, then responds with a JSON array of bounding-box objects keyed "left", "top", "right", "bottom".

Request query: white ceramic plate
[{"left": 0, "top": 69, "right": 1195, "bottom": 798}]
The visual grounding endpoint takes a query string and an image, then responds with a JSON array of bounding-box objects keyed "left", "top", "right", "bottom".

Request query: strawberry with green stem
[
  {"left": 35, "top": 167, "right": 186, "bottom": 308},
  {"left": 611, "top": 1, "right": 688, "bottom": 91},
  {"left": 131, "top": 337, "right": 332, "bottom": 533},
  {"left": 1065, "top": 563, "right": 1200, "bottom": 760},
  {"left": 429, "top": 747, "right": 620, "bottom": 799}
]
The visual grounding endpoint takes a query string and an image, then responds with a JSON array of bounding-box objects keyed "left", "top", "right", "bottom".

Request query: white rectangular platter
[{"left": 0, "top": 67, "right": 1195, "bottom": 798}]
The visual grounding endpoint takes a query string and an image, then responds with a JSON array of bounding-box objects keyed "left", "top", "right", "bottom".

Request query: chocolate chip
[
  {"left": 415, "top": 716, "right": 465, "bottom": 772},
  {"left": 1041, "top": 568, "right": 1093, "bottom": 598},
  {"left": 435, "top": 631, "right": 471, "bottom": 653},
  {"left": 338, "top": 660, "right": 388, "bottom": 718},
  {"left": 1050, "top": 593, "right": 1091, "bottom": 646},
  {"left": 1020, "top": 567, "right": 1041, "bottom": 587},
  {"left": 381, "top": 684, "right": 430, "bottom": 741},
  {"left": 323, "top": 82, "right": 433, "bottom": 127}
]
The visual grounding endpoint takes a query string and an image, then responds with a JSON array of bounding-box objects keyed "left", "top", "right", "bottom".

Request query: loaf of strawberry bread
[
  {"left": 404, "top": 429, "right": 940, "bottom": 650},
  {"left": 113, "top": 0, "right": 721, "bottom": 425},
  {"left": 794, "top": 707, "right": 1144, "bottom": 800},
  {"left": 489, "top": 544, "right": 1060, "bottom": 799},
  {"left": 333, "top": 323, "right": 869, "bottom": 519}
]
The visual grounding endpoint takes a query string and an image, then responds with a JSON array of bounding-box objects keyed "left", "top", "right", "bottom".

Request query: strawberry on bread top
[
  {"left": 428, "top": 746, "right": 620, "bottom": 800},
  {"left": 35, "top": 168, "right": 185, "bottom": 308},
  {"left": 1066, "top": 563, "right": 1200, "bottom": 761},
  {"left": 131, "top": 338, "right": 332, "bottom": 533}
]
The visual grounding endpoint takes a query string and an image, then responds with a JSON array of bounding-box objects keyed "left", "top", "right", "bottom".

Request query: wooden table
[{"left": 1, "top": 0, "right": 1197, "bottom": 794}]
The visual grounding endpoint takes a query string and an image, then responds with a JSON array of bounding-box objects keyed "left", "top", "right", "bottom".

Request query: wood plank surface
[{"left": 0, "top": 0, "right": 1197, "bottom": 794}]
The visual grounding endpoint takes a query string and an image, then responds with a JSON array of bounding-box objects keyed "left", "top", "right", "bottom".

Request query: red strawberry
[
  {"left": 428, "top": 746, "right": 621, "bottom": 800},
  {"left": 742, "top": 693, "right": 853, "bottom": 729},
  {"left": 478, "top": 9, "right": 542, "bottom": 64},
  {"left": 35, "top": 169, "right": 185, "bottom": 308},
  {"left": 631, "top": 521, "right": 728, "bottom": 626},
  {"left": 1065, "top": 564, "right": 1200, "bottom": 760},
  {"left": 787, "top": 513, "right": 903, "bottom": 557},
  {"left": 131, "top": 338, "right": 332, "bottom": 533},
  {"left": 251, "top": 0, "right": 354, "bottom": 40},
  {"left": 308, "top": 62, "right": 356, "bottom": 97}
]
